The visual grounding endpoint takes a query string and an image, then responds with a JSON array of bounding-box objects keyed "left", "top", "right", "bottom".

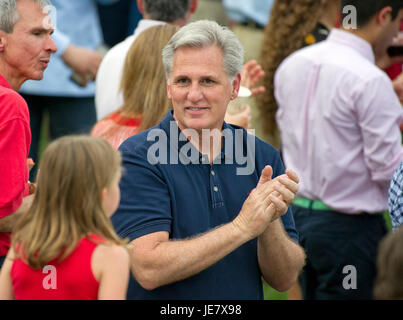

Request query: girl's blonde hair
[
  {"left": 119, "top": 24, "right": 179, "bottom": 133},
  {"left": 12, "top": 135, "right": 126, "bottom": 269},
  {"left": 256, "top": 0, "right": 331, "bottom": 138}
]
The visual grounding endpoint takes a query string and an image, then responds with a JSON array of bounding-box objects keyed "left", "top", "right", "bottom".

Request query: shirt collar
[
  {"left": 159, "top": 110, "right": 235, "bottom": 163},
  {"left": 327, "top": 29, "right": 375, "bottom": 64},
  {"left": 0, "top": 73, "right": 12, "bottom": 90},
  {"left": 133, "top": 19, "right": 167, "bottom": 38}
]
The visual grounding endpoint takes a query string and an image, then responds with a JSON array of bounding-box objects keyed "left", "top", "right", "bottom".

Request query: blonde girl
[{"left": 0, "top": 135, "right": 129, "bottom": 300}]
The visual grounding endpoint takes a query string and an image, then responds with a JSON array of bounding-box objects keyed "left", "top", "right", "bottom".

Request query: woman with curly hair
[
  {"left": 256, "top": 0, "right": 340, "bottom": 300},
  {"left": 256, "top": 0, "right": 340, "bottom": 149}
]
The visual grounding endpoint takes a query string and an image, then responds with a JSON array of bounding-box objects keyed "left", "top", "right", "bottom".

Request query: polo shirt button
[
  {"left": 213, "top": 186, "right": 219, "bottom": 192},
  {"left": 211, "top": 171, "right": 215, "bottom": 176}
]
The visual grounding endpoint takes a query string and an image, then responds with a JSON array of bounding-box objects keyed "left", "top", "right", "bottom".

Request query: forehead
[
  {"left": 171, "top": 45, "right": 226, "bottom": 75},
  {"left": 14, "top": 0, "right": 49, "bottom": 30}
]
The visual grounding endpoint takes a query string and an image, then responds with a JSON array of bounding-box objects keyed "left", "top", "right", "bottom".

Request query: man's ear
[
  {"left": 376, "top": 6, "right": 393, "bottom": 27},
  {"left": 166, "top": 76, "right": 172, "bottom": 99},
  {"left": 0, "top": 31, "right": 7, "bottom": 52},
  {"left": 231, "top": 72, "right": 241, "bottom": 100}
]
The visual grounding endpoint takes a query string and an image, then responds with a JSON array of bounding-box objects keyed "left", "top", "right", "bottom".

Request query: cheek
[{"left": 113, "top": 186, "right": 121, "bottom": 208}]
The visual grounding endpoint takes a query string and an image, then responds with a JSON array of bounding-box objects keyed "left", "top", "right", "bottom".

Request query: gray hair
[
  {"left": 162, "top": 20, "right": 244, "bottom": 81},
  {"left": 143, "top": 0, "right": 191, "bottom": 23},
  {"left": 0, "top": 0, "right": 50, "bottom": 33}
]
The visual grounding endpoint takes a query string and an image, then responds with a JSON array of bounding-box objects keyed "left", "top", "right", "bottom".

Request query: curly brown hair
[{"left": 256, "top": 0, "right": 332, "bottom": 138}]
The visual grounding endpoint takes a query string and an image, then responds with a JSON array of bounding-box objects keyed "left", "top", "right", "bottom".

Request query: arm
[
  {"left": 258, "top": 218, "right": 305, "bottom": 292},
  {"left": 129, "top": 166, "right": 298, "bottom": 290},
  {"left": 0, "top": 249, "right": 16, "bottom": 299},
  {"left": 130, "top": 222, "right": 248, "bottom": 290},
  {"left": 92, "top": 244, "right": 130, "bottom": 300},
  {"left": 0, "top": 116, "right": 33, "bottom": 233},
  {"left": 52, "top": 29, "right": 103, "bottom": 87},
  {"left": 254, "top": 167, "right": 305, "bottom": 292},
  {"left": 358, "top": 76, "right": 403, "bottom": 181},
  {"left": 0, "top": 194, "right": 34, "bottom": 233}
]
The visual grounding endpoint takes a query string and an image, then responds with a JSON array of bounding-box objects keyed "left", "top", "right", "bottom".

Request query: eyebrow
[{"left": 30, "top": 27, "right": 55, "bottom": 35}]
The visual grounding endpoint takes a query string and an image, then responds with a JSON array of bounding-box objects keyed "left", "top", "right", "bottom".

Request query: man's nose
[
  {"left": 46, "top": 36, "right": 57, "bottom": 53},
  {"left": 187, "top": 83, "right": 203, "bottom": 103}
]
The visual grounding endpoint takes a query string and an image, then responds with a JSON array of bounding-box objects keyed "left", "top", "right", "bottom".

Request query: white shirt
[
  {"left": 95, "top": 19, "right": 166, "bottom": 120},
  {"left": 275, "top": 29, "right": 403, "bottom": 214}
]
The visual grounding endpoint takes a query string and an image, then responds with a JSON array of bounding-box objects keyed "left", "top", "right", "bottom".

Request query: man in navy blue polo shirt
[{"left": 112, "top": 20, "right": 306, "bottom": 300}]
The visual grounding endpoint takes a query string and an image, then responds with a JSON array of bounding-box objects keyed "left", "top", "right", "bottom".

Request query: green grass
[{"left": 263, "top": 281, "right": 287, "bottom": 300}]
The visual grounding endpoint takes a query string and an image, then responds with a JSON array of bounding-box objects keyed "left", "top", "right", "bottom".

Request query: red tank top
[{"left": 11, "top": 235, "right": 103, "bottom": 300}]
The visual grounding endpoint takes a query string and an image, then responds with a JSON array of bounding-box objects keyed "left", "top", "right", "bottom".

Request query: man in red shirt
[{"left": 0, "top": 0, "right": 57, "bottom": 268}]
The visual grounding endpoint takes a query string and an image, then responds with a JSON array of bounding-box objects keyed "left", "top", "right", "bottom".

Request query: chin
[{"left": 30, "top": 71, "right": 44, "bottom": 81}]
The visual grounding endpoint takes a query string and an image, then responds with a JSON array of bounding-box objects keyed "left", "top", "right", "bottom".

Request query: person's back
[
  {"left": 0, "top": 136, "right": 130, "bottom": 300},
  {"left": 12, "top": 235, "right": 102, "bottom": 300},
  {"left": 274, "top": 0, "right": 403, "bottom": 299},
  {"left": 276, "top": 30, "right": 402, "bottom": 213}
]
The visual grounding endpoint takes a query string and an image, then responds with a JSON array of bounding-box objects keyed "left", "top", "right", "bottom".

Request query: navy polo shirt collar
[{"left": 159, "top": 110, "right": 235, "bottom": 164}]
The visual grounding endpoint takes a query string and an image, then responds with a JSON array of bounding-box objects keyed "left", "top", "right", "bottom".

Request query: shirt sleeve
[
  {"left": 356, "top": 75, "right": 403, "bottom": 183},
  {"left": 52, "top": 29, "right": 71, "bottom": 57},
  {"left": 0, "top": 119, "right": 29, "bottom": 218},
  {"left": 111, "top": 142, "right": 172, "bottom": 241},
  {"left": 388, "top": 162, "right": 403, "bottom": 231}
]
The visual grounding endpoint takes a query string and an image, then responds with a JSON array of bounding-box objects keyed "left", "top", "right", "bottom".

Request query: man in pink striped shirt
[{"left": 275, "top": 0, "right": 403, "bottom": 299}]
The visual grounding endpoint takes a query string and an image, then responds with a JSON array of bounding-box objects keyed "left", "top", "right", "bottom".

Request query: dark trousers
[
  {"left": 292, "top": 204, "right": 387, "bottom": 300},
  {"left": 22, "top": 94, "right": 96, "bottom": 181}
]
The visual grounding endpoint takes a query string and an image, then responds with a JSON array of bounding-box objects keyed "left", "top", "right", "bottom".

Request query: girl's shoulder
[{"left": 90, "top": 239, "right": 130, "bottom": 281}]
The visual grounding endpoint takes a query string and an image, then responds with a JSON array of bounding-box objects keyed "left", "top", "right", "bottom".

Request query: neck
[
  {"left": 0, "top": 61, "right": 24, "bottom": 90},
  {"left": 340, "top": 25, "right": 375, "bottom": 46},
  {"left": 319, "top": 13, "right": 336, "bottom": 31},
  {"left": 143, "top": 14, "right": 188, "bottom": 27},
  {"left": 319, "top": 2, "right": 339, "bottom": 31},
  {"left": 176, "top": 124, "right": 224, "bottom": 165}
]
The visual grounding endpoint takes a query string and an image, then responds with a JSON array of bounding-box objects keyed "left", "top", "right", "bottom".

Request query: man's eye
[
  {"left": 176, "top": 78, "right": 189, "bottom": 85},
  {"left": 201, "top": 79, "right": 214, "bottom": 85}
]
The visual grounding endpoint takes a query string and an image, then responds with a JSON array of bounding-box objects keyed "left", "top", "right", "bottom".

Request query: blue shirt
[
  {"left": 389, "top": 162, "right": 403, "bottom": 231},
  {"left": 112, "top": 110, "right": 299, "bottom": 300},
  {"left": 223, "top": 0, "right": 274, "bottom": 27},
  {"left": 19, "top": 0, "right": 115, "bottom": 97}
]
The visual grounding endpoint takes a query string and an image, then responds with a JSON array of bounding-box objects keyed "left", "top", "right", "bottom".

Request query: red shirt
[
  {"left": 0, "top": 74, "right": 31, "bottom": 256},
  {"left": 11, "top": 235, "right": 102, "bottom": 300},
  {"left": 386, "top": 21, "right": 403, "bottom": 80}
]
